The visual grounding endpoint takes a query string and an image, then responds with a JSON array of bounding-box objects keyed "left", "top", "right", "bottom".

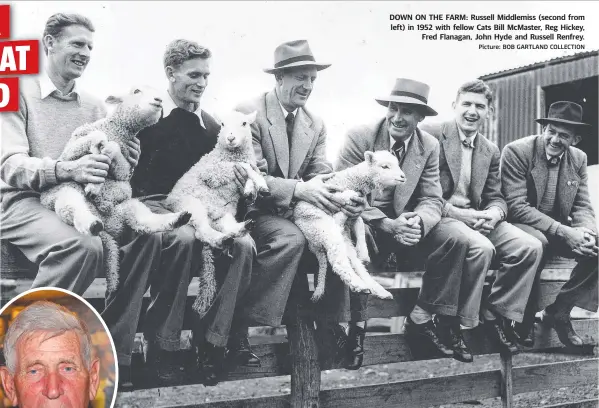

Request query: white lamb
[
  {"left": 292, "top": 151, "right": 406, "bottom": 302},
  {"left": 40, "top": 86, "right": 191, "bottom": 293},
  {"left": 165, "top": 109, "right": 269, "bottom": 315}
]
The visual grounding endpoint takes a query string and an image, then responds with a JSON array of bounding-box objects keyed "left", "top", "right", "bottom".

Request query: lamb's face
[
  {"left": 365, "top": 151, "right": 406, "bottom": 187},
  {"left": 217, "top": 111, "right": 258, "bottom": 150},
  {"left": 106, "top": 86, "right": 163, "bottom": 130}
]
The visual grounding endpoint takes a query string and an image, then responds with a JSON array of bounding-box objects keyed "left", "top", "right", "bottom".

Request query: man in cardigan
[
  {"left": 234, "top": 40, "right": 367, "bottom": 363},
  {"left": 126, "top": 39, "right": 257, "bottom": 387},
  {"left": 501, "top": 101, "right": 598, "bottom": 347},
  {"left": 420, "top": 80, "right": 543, "bottom": 354},
  {"left": 337, "top": 78, "right": 496, "bottom": 364}
]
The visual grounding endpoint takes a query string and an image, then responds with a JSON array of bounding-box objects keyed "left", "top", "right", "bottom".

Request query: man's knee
[
  {"left": 73, "top": 235, "right": 103, "bottom": 259},
  {"left": 519, "top": 234, "right": 544, "bottom": 261},
  {"left": 468, "top": 235, "right": 495, "bottom": 260},
  {"left": 278, "top": 222, "right": 307, "bottom": 253},
  {"left": 232, "top": 234, "right": 255, "bottom": 257},
  {"left": 170, "top": 225, "right": 197, "bottom": 248}
]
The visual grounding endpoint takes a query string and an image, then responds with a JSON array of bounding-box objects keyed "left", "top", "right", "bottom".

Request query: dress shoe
[
  {"left": 195, "top": 340, "right": 226, "bottom": 386},
  {"left": 346, "top": 322, "right": 366, "bottom": 370},
  {"left": 405, "top": 316, "right": 453, "bottom": 358},
  {"left": 226, "top": 334, "right": 261, "bottom": 368},
  {"left": 318, "top": 323, "right": 348, "bottom": 365},
  {"left": 145, "top": 341, "right": 181, "bottom": 384},
  {"left": 538, "top": 311, "right": 584, "bottom": 347},
  {"left": 483, "top": 318, "right": 520, "bottom": 355},
  {"left": 118, "top": 364, "right": 134, "bottom": 392},
  {"left": 510, "top": 321, "right": 535, "bottom": 348},
  {"left": 433, "top": 316, "right": 473, "bottom": 363}
]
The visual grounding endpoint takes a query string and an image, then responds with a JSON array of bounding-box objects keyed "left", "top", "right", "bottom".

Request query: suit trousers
[
  {"left": 1, "top": 196, "right": 104, "bottom": 294},
  {"left": 514, "top": 223, "right": 598, "bottom": 325},
  {"left": 101, "top": 196, "right": 199, "bottom": 366}
]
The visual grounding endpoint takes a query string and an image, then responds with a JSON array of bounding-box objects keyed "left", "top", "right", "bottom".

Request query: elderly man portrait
[
  {"left": 123, "top": 39, "right": 255, "bottom": 387},
  {"left": 336, "top": 78, "right": 510, "bottom": 364},
  {"left": 501, "top": 101, "right": 598, "bottom": 348},
  {"left": 419, "top": 79, "right": 543, "bottom": 354},
  {"left": 234, "top": 39, "right": 367, "bottom": 366},
  {"left": 0, "top": 301, "right": 101, "bottom": 408}
]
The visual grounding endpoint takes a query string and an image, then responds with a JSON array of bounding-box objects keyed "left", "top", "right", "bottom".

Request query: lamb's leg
[
  {"left": 177, "top": 197, "right": 234, "bottom": 249},
  {"left": 101, "top": 141, "right": 132, "bottom": 181},
  {"left": 345, "top": 238, "right": 392, "bottom": 300},
  {"left": 217, "top": 212, "right": 253, "bottom": 238},
  {"left": 51, "top": 184, "right": 104, "bottom": 236},
  {"left": 119, "top": 198, "right": 191, "bottom": 234},
  {"left": 295, "top": 215, "right": 370, "bottom": 295},
  {"left": 310, "top": 247, "right": 329, "bottom": 302},
  {"left": 60, "top": 130, "right": 107, "bottom": 161},
  {"left": 238, "top": 163, "right": 270, "bottom": 195},
  {"left": 99, "top": 231, "right": 120, "bottom": 294},
  {"left": 352, "top": 217, "right": 370, "bottom": 264}
]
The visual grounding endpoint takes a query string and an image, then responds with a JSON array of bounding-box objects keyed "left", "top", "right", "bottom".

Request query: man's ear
[
  {"left": 0, "top": 366, "right": 19, "bottom": 407},
  {"left": 43, "top": 35, "right": 56, "bottom": 54},
  {"left": 571, "top": 134, "right": 582, "bottom": 147},
  {"left": 88, "top": 358, "right": 101, "bottom": 401}
]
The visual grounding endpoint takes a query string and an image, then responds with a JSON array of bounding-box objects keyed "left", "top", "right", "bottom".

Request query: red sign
[
  {"left": 0, "top": 76, "right": 19, "bottom": 111},
  {"left": 0, "top": 39, "right": 40, "bottom": 75},
  {"left": 0, "top": 5, "right": 9, "bottom": 39}
]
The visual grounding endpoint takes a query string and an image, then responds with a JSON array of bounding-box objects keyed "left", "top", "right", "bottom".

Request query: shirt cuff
[
  {"left": 547, "top": 221, "right": 562, "bottom": 236},
  {"left": 489, "top": 206, "right": 505, "bottom": 221},
  {"left": 46, "top": 158, "right": 59, "bottom": 186},
  {"left": 442, "top": 202, "right": 453, "bottom": 218}
]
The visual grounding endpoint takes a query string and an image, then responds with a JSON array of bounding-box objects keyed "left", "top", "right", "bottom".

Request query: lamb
[
  {"left": 40, "top": 86, "right": 191, "bottom": 293},
  {"left": 165, "top": 109, "right": 269, "bottom": 315},
  {"left": 292, "top": 150, "right": 406, "bottom": 302}
]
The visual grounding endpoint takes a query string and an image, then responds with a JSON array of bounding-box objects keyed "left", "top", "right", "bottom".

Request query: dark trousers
[{"left": 514, "top": 223, "right": 599, "bottom": 325}]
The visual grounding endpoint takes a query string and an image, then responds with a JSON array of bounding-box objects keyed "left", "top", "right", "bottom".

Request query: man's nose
[
  {"left": 79, "top": 45, "right": 91, "bottom": 58},
  {"left": 302, "top": 78, "right": 313, "bottom": 90},
  {"left": 197, "top": 77, "right": 207, "bottom": 87},
  {"left": 550, "top": 135, "right": 561, "bottom": 145},
  {"left": 42, "top": 372, "right": 64, "bottom": 400}
]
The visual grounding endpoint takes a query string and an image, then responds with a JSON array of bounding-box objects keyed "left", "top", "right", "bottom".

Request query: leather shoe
[
  {"left": 346, "top": 322, "right": 366, "bottom": 370},
  {"left": 118, "top": 364, "right": 134, "bottom": 392},
  {"left": 433, "top": 316, "right": 473, "bottom": 363},
  {"left": 318, "top": 323, "right": 348, "bottom": 365},
  {"left": 483, "top": 318, "right": 520, "bottom": 355},
  {"left": 226, "top": 335, "right": 261, "bottom": 368},
  {"left": 145, "top": 341, "right": 181, "bottom": 384},
  {"left": 405, "top": 316, "right": 453, "bottom": 358},
  {"left": 538, "top": 311, "right": 584, "bottom": 347},
  {"left": 510, "top": 321, "right": 535, "bottom": 348},
  {"left": 195, "top": 340, "right": 225, "bottom": 386}
]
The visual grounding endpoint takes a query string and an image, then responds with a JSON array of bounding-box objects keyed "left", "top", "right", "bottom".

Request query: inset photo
[{"left": 0, "top": 287, "right": 117, "bottom": 408}]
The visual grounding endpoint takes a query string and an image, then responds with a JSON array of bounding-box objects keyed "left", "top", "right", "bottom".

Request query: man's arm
[
  {"left": 411, "top": 141, "right": 443, "bottom": 237},
  {"left": 570, "top": 154, "right": 597, "bottom": 234},
  {"left": 501, "top": 143, "right": 560, "bottom": 234},
  {"left": 481, "top": 146, "right": 508, "bottom": 216},
  {"left": 0, "top": 92, "right": 60, "bottom": 191}
]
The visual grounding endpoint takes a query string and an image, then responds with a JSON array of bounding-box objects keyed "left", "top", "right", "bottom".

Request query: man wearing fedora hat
[
  {"left": 337, "top": 78, "right": 490, "bottom": 364},
  {"left": 234, "top": 40, "right": 367, "bottom": 358},
  {"left": 420, "top": 79, "right": 543, "bottom": 355},
  {"left": 501, "top": 100, "right": 598, "bottom": 347}
]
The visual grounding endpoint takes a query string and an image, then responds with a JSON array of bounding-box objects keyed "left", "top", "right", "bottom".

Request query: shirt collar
[
  {"left": 161, "top": 89, "right": 206, "bottom": 129},
  {"left": 546, "top": 151, "right": 565, "bottom": 162},
  {"left": 457, "top": 123, "right": 477, "bottom": 145},
  {"left": 277, "top": 97, "right": 298, "bottom": 119},
  {"left": 390, "top": 131, "right": 413, "bottom": 152},
  {"left": 39, "top": 71, "right": 80, "bottom": 102}
]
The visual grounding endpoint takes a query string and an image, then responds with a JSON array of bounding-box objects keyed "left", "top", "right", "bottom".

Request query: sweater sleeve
[{"left": 0, "top": 92, "right": 59, "bottom": 192}]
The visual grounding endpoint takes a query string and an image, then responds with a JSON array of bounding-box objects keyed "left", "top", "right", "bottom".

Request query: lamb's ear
[
  {"left": 364, "top": 151, "right": 374, "bottom": 164},
  {"left": 246, "top": 111, "right": 258, "bottom": 125},
  {"left": 105, "top": 95, "right": 124, "bottom": 104}
]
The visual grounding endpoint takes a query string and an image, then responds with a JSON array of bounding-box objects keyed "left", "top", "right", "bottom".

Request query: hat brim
[
  {"left": 263, "top": 61, "right": 331, "bottom": 74},
  {"left": 375, "top": 96, "right": 438, "bottom": 116},
  {"left": 536, "top": 118, "right": 591, "bottom": 128}
]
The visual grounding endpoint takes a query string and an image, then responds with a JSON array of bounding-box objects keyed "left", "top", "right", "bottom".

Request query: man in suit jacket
[
  {"left": 234, "top": 40, "right": 367, "bottom": 360},
  {"left": 501, "top": 101, "right": 598, "bottom": 347},
  {"left": 420, "top": 80, "right": 543, "bottom": 354},
  {"left": 337, "top": 78, "right": 487, "bottom": 364}
]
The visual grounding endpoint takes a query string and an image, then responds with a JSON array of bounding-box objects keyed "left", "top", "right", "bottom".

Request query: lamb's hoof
[
  {"left": 174, "top": 211, "right": 192, "bottom": 228},
  {"left": 89, "top": 220, "right": 104, "bottom": 236},
  {"left": 374, "top": 289, "right": 393, "bottom": 300},
  {"left": 357, "top": 255, "right": 371, "bottom": 264}
]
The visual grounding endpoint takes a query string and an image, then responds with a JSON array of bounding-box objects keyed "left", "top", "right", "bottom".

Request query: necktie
[
  {"left": 548, "top": 155, "right": 561, "bottom": 167},
  {"left": 392, "top": 141, "right": 405, "bottom": 163},
  {"left": 285, "top": 112, "right": 295, "bottom": 148},
  {"left": 462, "top": 138, "right": 474, "bottom": 149}
]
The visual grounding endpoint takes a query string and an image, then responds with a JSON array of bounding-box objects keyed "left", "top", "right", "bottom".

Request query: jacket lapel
[
  {"left": 558, "top": 149, "right": 581, "bottom": 219},
  {"left": 469, "top": 133, "right": 492, "bottom": 208},
  {"left": 288, "top": 109, "right": 315, "bottom": 179},
  {"left": 531, "top": 135, "right": 548, "bottom": 207},
  {"left": 394, "top": 129, "right": 425, "bottom": 214},
  {"left": 266, "top": 90, "right": 290, "bottom": 178},
  {"left": 442, "top": 122, "right": 462, "bottom": 189}
]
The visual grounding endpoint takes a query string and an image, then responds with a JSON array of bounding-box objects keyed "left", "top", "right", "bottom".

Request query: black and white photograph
[{"left": 0, "top": 1, "right": 598, "bottom": 407}]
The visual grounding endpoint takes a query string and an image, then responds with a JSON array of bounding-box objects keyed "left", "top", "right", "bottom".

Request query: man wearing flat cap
[
  {"left": 501, "top": 101, "right": 598, "bottom": 347},
  {"left": 337, "top": 78, "right": 500, "bottom": 365},
  {"left": 420, "top": 79, "right": 543, "bottom": 355},
  {"left": 234, "top": 40, "right": 367, "bottom": 358}
]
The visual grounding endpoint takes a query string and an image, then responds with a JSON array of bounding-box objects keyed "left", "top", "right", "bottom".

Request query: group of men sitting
[{"left": 1, "top": 12, "right": 597, "bottom": 392}]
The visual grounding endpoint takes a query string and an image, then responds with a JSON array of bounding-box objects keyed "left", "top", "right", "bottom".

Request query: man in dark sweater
[{"left": 126, "top": 39, "right": 257, "bottom": 387}]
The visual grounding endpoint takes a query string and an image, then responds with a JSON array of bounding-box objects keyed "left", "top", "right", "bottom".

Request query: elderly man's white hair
[{"left": 3, "top": 300, "right": 93, "bottom": 374}]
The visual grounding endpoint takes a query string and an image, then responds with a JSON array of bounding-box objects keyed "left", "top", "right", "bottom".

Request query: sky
[{"left": 7, "top": 1, "right": 599, "bottom": 160}]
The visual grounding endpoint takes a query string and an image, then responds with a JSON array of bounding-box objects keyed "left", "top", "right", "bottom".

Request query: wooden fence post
[
  {"left": 500, "top": 350, "right": 514, "bottom": 408},
  {"left": 288, "top": 302, "right": 321, "bottom": 408}
]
